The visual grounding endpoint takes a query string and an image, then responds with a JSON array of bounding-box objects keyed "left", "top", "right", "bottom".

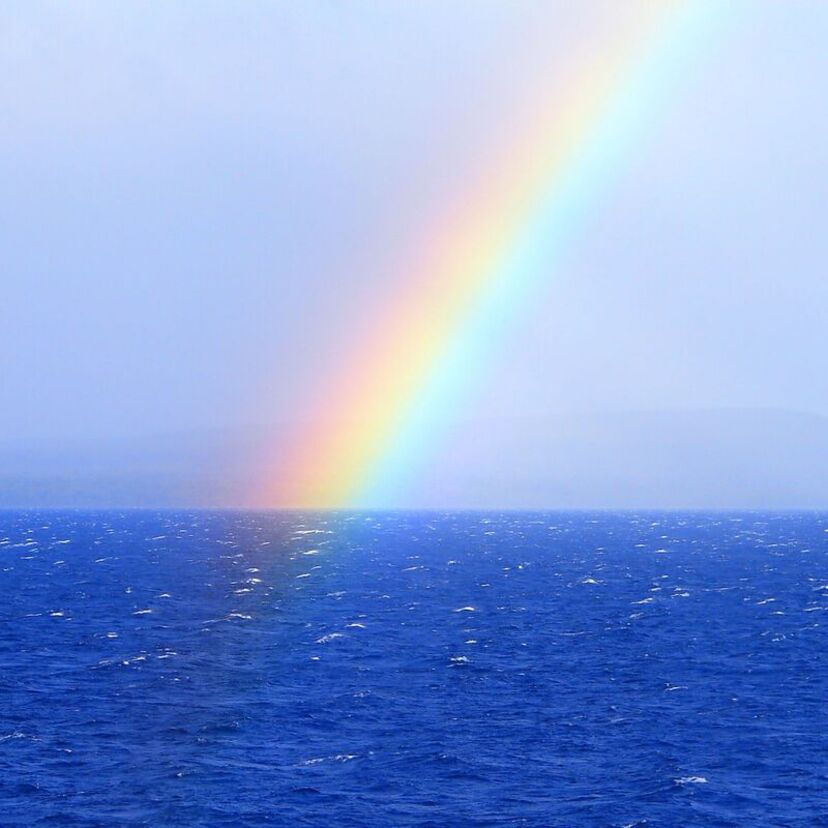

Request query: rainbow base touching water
[{"left": 259, "top": 1, "right": 735, "bottom": 509}]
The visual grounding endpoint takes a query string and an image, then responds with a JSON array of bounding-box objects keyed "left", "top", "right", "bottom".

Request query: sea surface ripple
[{"left": 1, "top": 511, "right": 827, "bottom": 826}]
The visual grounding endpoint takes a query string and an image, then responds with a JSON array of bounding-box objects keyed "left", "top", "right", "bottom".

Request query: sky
[{"left": 2, "top": 1, "right": 828, "bottom": 508}]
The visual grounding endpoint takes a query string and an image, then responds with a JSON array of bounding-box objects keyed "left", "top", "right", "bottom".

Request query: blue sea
[{"left": 1, "top": 511, "right": 827, "bottom": 826}]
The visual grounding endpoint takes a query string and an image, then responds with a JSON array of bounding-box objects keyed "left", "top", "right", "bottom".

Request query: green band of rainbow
[{"left": 262, "top": 0, "right": 736, "bottom": 509}]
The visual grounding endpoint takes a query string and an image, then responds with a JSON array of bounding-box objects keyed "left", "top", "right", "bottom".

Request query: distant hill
[
  {"left": 419, "top": 408, "right": 828, "bottom": 509},
  {"left": 1, "top": 408, "right": 826, "bottom": 509}
]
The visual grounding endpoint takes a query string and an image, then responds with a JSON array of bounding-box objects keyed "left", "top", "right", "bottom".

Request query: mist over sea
[{"left": 1, "top": 510, "right": 827, "bottom": 826}]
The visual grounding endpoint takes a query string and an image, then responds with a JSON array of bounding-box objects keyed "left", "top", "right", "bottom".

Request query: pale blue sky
[{"left": 2, "top": 1, "right": 827, "bottom": 506}]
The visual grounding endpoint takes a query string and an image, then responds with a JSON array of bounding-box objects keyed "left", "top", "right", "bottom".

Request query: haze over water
[
  {"left": 3, "top": 2, "right": 828, "bottom": 509},
  {"left": 2, "top": 510, "right": 826, "bottom": 826}
]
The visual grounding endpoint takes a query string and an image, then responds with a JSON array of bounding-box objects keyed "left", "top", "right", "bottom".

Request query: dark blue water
[{"left": 1, "top": 511, "right": 827, "bottom": 826}]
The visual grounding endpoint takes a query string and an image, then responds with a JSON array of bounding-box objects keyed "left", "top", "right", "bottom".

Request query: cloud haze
[{"left": 2, "top": 1, "right": 827, "bottom": 507}]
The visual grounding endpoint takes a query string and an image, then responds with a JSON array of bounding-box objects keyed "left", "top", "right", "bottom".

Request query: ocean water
[{"left": 1, "top": 511, "right": 827, "bottom": 827}]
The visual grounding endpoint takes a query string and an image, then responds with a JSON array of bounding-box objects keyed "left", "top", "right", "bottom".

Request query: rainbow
[{"left": 261, "top": 0, "right": 733, "bottom": 509}]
